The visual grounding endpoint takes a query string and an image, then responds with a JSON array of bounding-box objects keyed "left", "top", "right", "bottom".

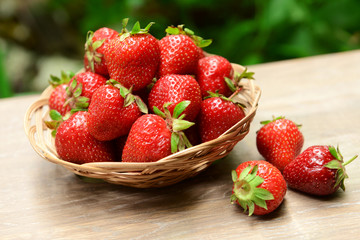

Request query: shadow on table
[{"left": 33, "top": 149, "right": 245, "bottom": 215}]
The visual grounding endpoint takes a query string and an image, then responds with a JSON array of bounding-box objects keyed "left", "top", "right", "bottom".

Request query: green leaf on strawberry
[
  {"left": 131, "top": 21, "right": 141, "bottom": 34},
  {"left": 153, "top": 101, "right": 194, "bottom": 153},
  {"left": 62, "top": 78, "right": 90, "bottom": 112},
  {"left": 119, "top": 18, "right": 155, "bottom": 41},
  {"left": 184, "top": 27, "right": 194, "bottom": 36},
  {"left": 165, "top": 25, "right": 212, "bottom": 48},
  {"left": 122, "top": 18, "right": 129, "bottom": 30},
  {"left": 165, "top": 27, "right": 180, "bottom": 35},
  {"left": 224, "top": 77, "right": 237, "bottom": 93},
  {"left": 225, "top": 67, "right": 255, "bottom": 96},
  {"left": 129, "top": 20, "right": 155, "bottom": 35},
  {"left": 45, "top": 109, "right": 71, "bottom": 137},
  {"left": 171, "top": 132, "right": 180, "bottom": 153},
  {"left": 231, "top": 164, "right": 274, "bottom": 216},
  {"left": 107, "top": 79, "right": 148, "bottom": 114},
  {"left": 260, "top": 116, "right": 285, "bottom": 125},
  {"left": 172, "top": 118, "right": 194, "bottom": 132},
  {"left": 173, "top": 100, "right": 191, "bottom": 119},
  {"left": 84, "top": 31, "right": 106, "bottom": 72},
  {"left": 49, "top": 109, "right": 63, "bottom": 121},
  {"left": 49, "top": 71, "right": 74, "bottom": 88},
  {"left": 153, "top": 106, "right": 166, "bottom": 118},
  {"left": 325, "top": 145, "right": 358, "bottom": 191},
  {"left": 144, "top": 22, "right": 155, "bottom": 32}
]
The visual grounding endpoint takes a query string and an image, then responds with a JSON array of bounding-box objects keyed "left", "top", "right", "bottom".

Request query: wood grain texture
[{"left": 1, "top": 50, "right": 360, "bottom": 240}]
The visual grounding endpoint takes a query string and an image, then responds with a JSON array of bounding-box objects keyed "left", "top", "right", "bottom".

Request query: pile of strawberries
[
  {"left": 231, "top": 116, "right": 357, "bottom": 216},
  {"left": 45, "top": 19, "right": 357, "bottom": 217},
  {"left": 46, "top": 19, "right": 254, "bottom": 165}
]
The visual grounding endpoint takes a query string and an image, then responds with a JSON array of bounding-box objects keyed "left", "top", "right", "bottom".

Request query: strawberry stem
[
  {"left": 325, "top": 145, "right": 358, "bottom": 191},
  {"left": 231, "top": 165, "right": 274, "bottom": 216},
  {"left": 343, "top": 155, "right": 358, "bottom": 167},
  {"left": 165, "top": 25, "right": 212, "bottom": 48},
  {"left": 228, "top": 88, "right": 241, "bottom": 100},
  {"left": 154, "top": 101, "right": 194, "bottom": 154}
]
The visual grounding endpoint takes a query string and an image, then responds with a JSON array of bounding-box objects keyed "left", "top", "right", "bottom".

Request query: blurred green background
[{"left": 0, "top": 0, "right": 359, "bottom": 98}]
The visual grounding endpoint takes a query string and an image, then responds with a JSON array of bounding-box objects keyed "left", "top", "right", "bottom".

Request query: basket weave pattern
[{"left": 24, "top": 64, "right": 261, "bottom": 188}]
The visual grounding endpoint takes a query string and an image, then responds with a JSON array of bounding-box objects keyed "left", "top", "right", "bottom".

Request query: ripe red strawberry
[
  {"left": 198, "top": 94, "right": 246, "bottom": 142},
  {"left": 48, "top": 71, "right": 86, "bottom": 116},
  {"left": 148, "top": 74, "right": 202, "bottom": 121},
  {"left": 196, "top": 55, "right": 234, "bottom": 98},
  {"left": 231, "top": 160, "right": 287, "bottom": 216},
  {"left": 104, "top": 19, "right": 160, "bottom": 91},
  {"left": 283, "top": 145, "right": 357, "bottom": 196},
  {"left": 122, "top": 101, "right": 194, "bottom": 162},
  {"left": 122, "top": 114, "right": 172, "bottom": 162},
  {"left": 158, "top": 25, "right": 211, "bottom": 77},
  {"left": 84, "top": 27, "right": 118, "bottom": 77},
  {"left": 49, "top": 84, "right": 71, "bottom": 116},
  {"left": 87, "top": 82, "right": 147, "bottom": 141},
  {"left": 55, "top": 111, "right": 116, "bottom": 164},
  {"left": 256, "top": 116, "right": 304, "bottom": 172},
  {"left": 69, "top": 71, "right": 107, "bottom": 102}
]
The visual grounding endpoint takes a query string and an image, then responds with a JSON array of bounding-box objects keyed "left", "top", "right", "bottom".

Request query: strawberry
[
  {"left": 256, "top": 116, "right": 304, "bottom": 172},
  {"left": 48, "top": 71, "right": 89, "bottom": 115},
  {"left": 196, "top": 55, "right": 234, "bottom": 98},
  {"left": 69, "top": 71, "right": 107, "bottom": 102},
  {"left": 84, "top": 27, "right": 118, "bottom": 77},
  {"left": 55, "top": 111, "right": 116, "bottom": 164},
  {"left": 158, "top": 25, "right": 211, "bottom": 77},
  {"left": 283, "top": 145, "right": 357, "bottom": 196},
  {"left": 231, "top": 160, "right": 287, "bottom": 216},
  {"left": 197, "top": 94, "right": 246, "bottom": 142},
  {"left": 104, "top": 19, "right": 160, "bottom": 91},
  {"left": 122, "top": 114, "right": 172, "bottom": 163},
  {"left": 122, "top": 101, "right": 194, "bottom": 162},
  {"left": 87, "top": 81, "right": 148, "bottom": 141},
  {"left": 49, "top": 84, "right": 71, "bottom": 116},
  {"left": 148, "top": 74, "right": 202, "bottom": 121}
]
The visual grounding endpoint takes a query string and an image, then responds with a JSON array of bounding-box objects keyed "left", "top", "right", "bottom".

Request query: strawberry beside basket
[{"left": 24, "top": 63, "right": 260, "bottom": 188}]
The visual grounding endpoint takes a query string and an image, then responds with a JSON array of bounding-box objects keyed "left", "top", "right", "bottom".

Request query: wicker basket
[{"left": 24, "top": 63, "right": 261, "bottom": 188}]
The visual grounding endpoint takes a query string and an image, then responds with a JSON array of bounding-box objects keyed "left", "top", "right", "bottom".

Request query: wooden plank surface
[{"left": 1, "top": 50, "right": 360, "bottom": 239}]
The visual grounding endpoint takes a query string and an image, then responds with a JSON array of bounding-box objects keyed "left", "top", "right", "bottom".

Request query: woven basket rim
[{"left": 24, "top": 63, "right": 261, "bottom": 187}]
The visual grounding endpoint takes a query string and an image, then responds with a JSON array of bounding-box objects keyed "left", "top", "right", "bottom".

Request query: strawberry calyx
[
  {"left": 45, "top": 109, "right": 71, "bottom": 137},
  {"left": 107, "top": 79, "right": 148, "bottom": 114},
  {"left": 165, "top": 25, "right": 212, "bottom": 48},
  {"left": 205, "top": 91, "right": 246, "bottom": 109},
  {"left": 225, "top": 67, "right": 255, "bottom": 94},
  {"left": 325, "top": 145, "right": 358, "bottom": 191},
  {"left": 64, "top": 78, "right": 90, "bottom": 112},
  {"left": 230, "top": 165, "right": 274, "bottom": 216},
  {"left": 49, "top": 70, "right": 74, "bottom": 88},
  {"left": 119, "top": 18, "right": 155, "bottom": 41},
  {"left": 84, "top": 31, "right": 105, "bottom": 72},
  {"left": 260, "top": 116, "right": 285, "bottom": 125},
  {"left": 260, "top": 116, "right": 302, "bottom": 129},
  {"left": 153, "top": 101, "right": 194, "bottom": 153}
]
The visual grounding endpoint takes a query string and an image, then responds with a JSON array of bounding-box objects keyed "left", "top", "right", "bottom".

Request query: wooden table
[{"left": 1, "top": 50, "right": 360, "bottom": 239}]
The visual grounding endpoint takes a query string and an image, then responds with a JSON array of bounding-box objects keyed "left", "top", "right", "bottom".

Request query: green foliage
[
  {"left": 1, "top": 0, "right": 360, "bottom": 98},
  {"left": 63, "top": 0, "right": 360, "bottom": 66},
  {"left": 0, "top": 50, "right": 12, "bottom": 98}
]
